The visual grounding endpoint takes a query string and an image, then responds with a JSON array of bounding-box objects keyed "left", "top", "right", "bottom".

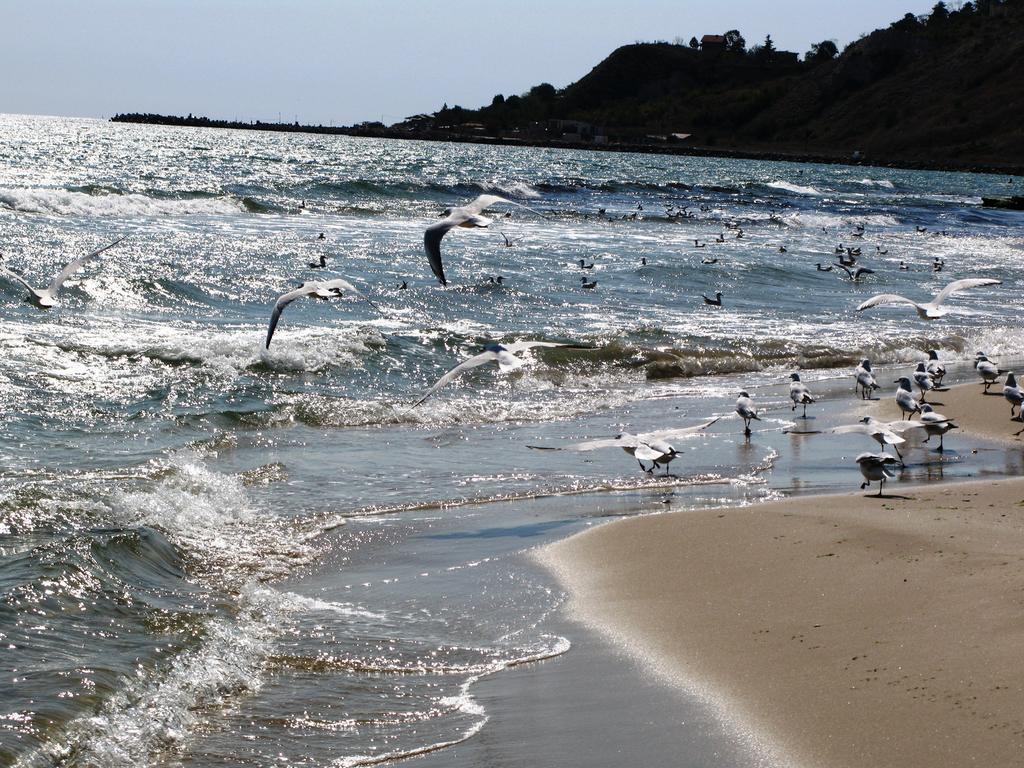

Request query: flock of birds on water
[{"left": 0, "top": 192, "right": 1012, "bottom": 497}]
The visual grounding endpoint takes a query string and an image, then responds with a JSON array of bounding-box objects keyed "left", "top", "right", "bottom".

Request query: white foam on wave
[
  {"left": 17, "top": 584, "right": 298, "bottom": 768},
  {"left": 0, "top": 187, "right": 242, "bottom": 217},
  {"left": 766, "top": 181, "right": 822, "bottom": 196},
  {"left": 857, "top": 178, "right": 895, "bottom": 188}
]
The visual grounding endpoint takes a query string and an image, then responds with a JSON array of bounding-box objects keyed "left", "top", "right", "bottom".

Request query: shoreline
[
  {"left": 107, "top": 115, "right": 1024, "bottom": 177},
  {"left": 539, "top": 382, "right": 1024, "bottom": 768}
]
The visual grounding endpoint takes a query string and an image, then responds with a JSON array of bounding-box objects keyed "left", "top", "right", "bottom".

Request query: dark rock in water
[{"left": 982, "top": 196, "right": 1024, "bottom": 210}]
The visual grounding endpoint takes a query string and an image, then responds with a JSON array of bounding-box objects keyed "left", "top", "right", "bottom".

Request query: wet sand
[{"left": 541, "top": 383, "right": 1024, "bottom": 768}]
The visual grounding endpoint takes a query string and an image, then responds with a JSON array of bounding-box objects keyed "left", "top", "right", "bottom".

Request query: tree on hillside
[
  {"left": 805, "top": 39, "right": 838, "bottom": 64},
  {"left": 929, "top": 1, "right": 950, "bottom": 23},
  {"left": 689, "top": 36, "right": 700, "bottom": 49},
  {"left": 724, "top": 29, "right": 746, "bottom": 53},
  {"left": 529, "top": 83, "right": 557, "bottom": 101}
]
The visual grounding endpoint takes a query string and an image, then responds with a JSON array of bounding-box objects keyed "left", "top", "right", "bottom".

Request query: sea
[{"left": 1, "top": 113, "right": 1022, "bottom": 767}]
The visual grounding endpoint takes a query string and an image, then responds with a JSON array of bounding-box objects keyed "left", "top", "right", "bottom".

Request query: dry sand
[{"left": 541, "top": 382, "right": 1024, "bottom": 768}]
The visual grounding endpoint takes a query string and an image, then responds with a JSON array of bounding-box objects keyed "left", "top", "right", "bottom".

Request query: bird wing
[
  {"left": 0, "top": 264, "right": 36, "bottom": 294},
  {"left": 835, "top": 263, "right": 853, "bottom": 277},
  {"left": 832, "top": 424, "right": 904, "bottom": 443},
  {"left": 497, "top": 341, "right": 580, "bottom": 355},
  {"left": 265, "top": 282, "right": 320, "bottom": 348},
  {"left": 423, "top": 218, "right": 459, "bottom": 286},
  {"left": 633, "top": 443, "right": 664, "bottom": 461},
  {"left": 463, "top": 194, "right": 510, "bottom": 215},
  {"left": 932, "top": 278, "right": 1001, "bottom": 306},
  {"left": 46, "top": 236, "right": 127, "bottom": 294},
  {"left": 529, "top": 434, "right": 642, "bottom": 452},
  {"left": 412, "top": 350, "right": 499, "bottom": 407},
  {"left": 317, "top": 277, "right": 380, "bottom": 312},
  {"left": 641, "top": 416, "right": 721, "bottom": 442},
  {"left": 856, "top": 293, "right": 919, "bottom": 312}
]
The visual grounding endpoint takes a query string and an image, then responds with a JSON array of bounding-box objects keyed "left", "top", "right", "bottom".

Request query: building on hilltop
[{"left": 700, "top": 34, "right": 726, "bottom": 52}]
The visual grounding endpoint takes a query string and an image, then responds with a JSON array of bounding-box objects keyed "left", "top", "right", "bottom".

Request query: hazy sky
[{"left": 2, "top": 0, "right": 939, "bottom": 126}]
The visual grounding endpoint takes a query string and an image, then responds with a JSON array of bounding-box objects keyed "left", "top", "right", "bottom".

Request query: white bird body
[
  {"left": 856, "top": 278, "right": 1001, "bottom": 319},
  {"left": 918, "top": 404, "right": 958, "bottom": 450},
  {"left": 528, "top": 417, "right": 720, "bottom": 474},
  {"left": 0, "top": 237, "right": 126, "bottom": 309},
  {"left": 832, "top": 416, "right": 927, "bottom": 463},
  {"left": 855, "top": 359, "right": 880, "bottom": 399},
  {"left": 893, "top": 377, "right": 921, "bottom": 419},
  {"left": 736, "top": 391, "right": 759, "bottom": 434},
  {"left": 925, "top": 350, "right": 946, "bottom": 384},
  {"left": 856, "top": 452, "right": 901, "bottom": 495},
  {"left": 912, "top": 362, "right": 934, "bottom": 400},
  {"left": 423, "top": 194, "right": 544, "bottom": 285},
  {"left": 413, "top": 341, "right": 580, "bottom": 406},
  {"left": 975, "top": 353, "right": 1000, "bottom": 391},
  {"left": 265, "top": 277, "right": 375, "bottom": 348},
  {"left": 1003, "top": 373, "right": 1024, "bottom": 419},
  {"left": 789, "top": 373, "right": 814, "bottom": 417}
]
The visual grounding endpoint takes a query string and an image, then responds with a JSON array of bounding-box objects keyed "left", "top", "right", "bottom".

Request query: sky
[{"left": 1, "top": 0, "right": 941, "bottom": 126}]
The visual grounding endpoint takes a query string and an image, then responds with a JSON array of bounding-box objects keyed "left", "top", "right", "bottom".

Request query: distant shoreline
[{"left": 109, "top": 114, "right": 1024, "bottom": 178}]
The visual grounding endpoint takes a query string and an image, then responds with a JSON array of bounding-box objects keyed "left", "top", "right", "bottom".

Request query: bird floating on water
[
  {"left": 856, "top": 278, "right": 1001, "bottom": 320},
  {"left": 702, "top": 292, "right": 722, "bottom": 306},
  {"left": 581, "top": 276, "right": 597, "bottom": 289},
  {"left": 835, "top": 263, "right": 874, "bottom": 281},
  {"left": 0, "top": 236, "right": 126, "bottom": 309},
  {"left": 309, "top": 253, "right": 327, "bottom": 269}
]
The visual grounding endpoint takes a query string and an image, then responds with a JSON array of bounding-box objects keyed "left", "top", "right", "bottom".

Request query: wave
[
  {"left": 0, "top": 186, "right": 244, "bottom": 217},
  {"left": 857, "top": 178, "right": 896, "bottom": 189},
  {"left": 765, "top": 180, "right": 823, "bottom": 196}
]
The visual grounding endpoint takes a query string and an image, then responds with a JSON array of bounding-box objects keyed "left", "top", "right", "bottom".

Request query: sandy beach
[{"left": 541, "top": 381, "right": 1024, "bottom": 768}]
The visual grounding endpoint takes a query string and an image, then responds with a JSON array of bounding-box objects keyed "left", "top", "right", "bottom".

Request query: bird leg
[{"left": 878, "top": 478, "right": 884, "bottom": 497}]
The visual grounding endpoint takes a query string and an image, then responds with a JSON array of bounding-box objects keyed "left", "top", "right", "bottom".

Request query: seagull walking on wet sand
[
  {"left": 894, "top": 377, "right": 921, "bottom": 419},
  {"left": 423, "top": 194, "right": 545, "bottom": 286},
  {"left": 0, "top": 236, "right": 126, "bottom": 309},
  {"left": 412, "top": 341, "right": 585, "bottom": 407},
  {"left": 789, "top": 373, "right": 815, "bottom": 418},
  {"left": 855, "top": 359, "right": 880, "bottom": 399},
  {"left": 1002, "top": 373, "right": 1024, "bottom": 419},
  {"left": 975, "top": 352, "right": 1001, "bottom": 392},
  {"left": 856, "top": 452, "right": 901, "bottom": 496},
  {"left": 856, "top": 278, "right": 1001, "bottom": 320},
  {"left": 912, "top": 362, "right": 934, "bottom": 402},
  {"left": 736, "top": 391, "right": 760, "bottom": 435},
  {"left": 527, "top": 417, "right": 721, "bottom": 475},
  {"left": 265, "top": 277, "right": 377, "bottom": 349},
  {"left": 918, "top": 404, "right": 958, "bottom": 451}
]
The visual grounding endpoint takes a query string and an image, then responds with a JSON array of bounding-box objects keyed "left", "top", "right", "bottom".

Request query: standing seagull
[
  {"left": 265, "top": 278, "right": 377, "bottom": 349},
  {"left": 528, "top": 417, "right": 720, "bottom": 475},
  {"left": 925, "top": 350, "right": 946, "bottom": 385},
  {"left": 975, "top": 352, "right": 1001, "bottom": 392},
  {"left": 912, "top": 362, "right": 934, "bottom": 402},
  {"left": 1003, "top": 373, "right": 1024, "bottom": 419},
  {"left": 856, "top": 278, "right": 1001, "bottom": 319},
  {"left": 893, "top": 377, "right": 921, "bottom": 419},
  {"left": 789, "top": 373, "right": 815, "bottom": 418},
  {"left": 856, "top": 452, "right": 901, "bottom": 496},
  {"left": 736, "top": 391, "right": 760, "bottom": 435},
  {"left": 413, "top": 341, "right": 584, "bottom": 406},
  {"left": 423, "top": 194, "right": 544, "bottom": 286},
  {"left": 855, "top": 359, "right": 880, "bottom": 399},
  {"left": 0, "top": 236, "right": 126, "bottom": 309},
  {"left": 918, "top": 404, "right": 958, "bottom": 451}
]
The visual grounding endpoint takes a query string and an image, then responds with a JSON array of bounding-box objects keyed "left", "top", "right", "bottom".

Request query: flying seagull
[
  {"left": 265, "top": 277, "right": 376, "bottom": 349},
  {"left": 0, "top": 236, "right": 126, "bottom": 309},
  {"left": 412, "top": 340, "right": 583, "bottom": 406},
  {"left": 528, "top": 416, "right": 720, "bottom": 475},
  {"left": 856, "top": 278, "right": 1001, "bottom": 319},
  {"left": 423, "top": 194, "right": 544, "bottom": 285},
  {"left": 831, "top": 416, "right": 926, "bottom": 464}
]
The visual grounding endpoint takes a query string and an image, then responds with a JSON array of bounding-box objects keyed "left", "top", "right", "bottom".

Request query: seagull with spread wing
[
  {"left": 528, "top": 416, "right": 721, "bottom": 475},
  {"left": 265, "top": 277, "right": 377, "bottom": 349},
  {"left": 0, "top": 236, "right": 126, "bottom": 309},
  {"left": 856, "top": 277, "right": 1001, "bottom": 319},
  {"left": 412, "top": 340, "right": 582, "bottom": 406},
  {"left": 423, "top": 194, "right": 545, "bottom": 285}
]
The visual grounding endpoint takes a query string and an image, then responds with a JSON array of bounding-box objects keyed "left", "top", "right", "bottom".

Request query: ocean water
[{"left": 1, "top": 113, "right": 1022, "bottom": 767}]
